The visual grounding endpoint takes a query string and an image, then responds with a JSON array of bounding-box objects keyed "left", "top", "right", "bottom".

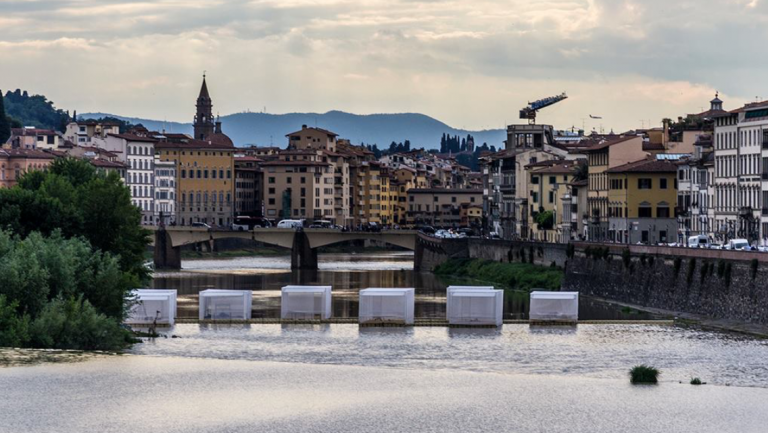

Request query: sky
[{"left": 1, "top": 0, "right": 767, "bottom": 133}]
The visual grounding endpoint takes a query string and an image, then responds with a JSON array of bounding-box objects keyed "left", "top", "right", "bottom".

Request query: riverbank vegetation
[
  {"left": 433, "top": 258, "right": 562, "bottom": 291},
  {"left": 630, "top": 365, "right": 660, "bottom": 384},
  {"left": 0, "top": 159, "right": 149, "bottom": 351}
]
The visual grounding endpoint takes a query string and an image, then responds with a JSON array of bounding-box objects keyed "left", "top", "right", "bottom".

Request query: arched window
[
  {"left": 219, "top": 191, "right": 224, "bottom": 203},
  {"left": 196, "top": 192, "right": 201, "bottom": 203},
  {"left": 189, "top": 192, "right": 194, "bottom": 204},
  {"left": 212, "top": 191, "right": 217, "bottom": 202},
  {"left": 204, "top": 191, "right": 209, "bottom": 203}
]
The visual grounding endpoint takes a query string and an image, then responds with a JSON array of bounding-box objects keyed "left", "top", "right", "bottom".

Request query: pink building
[{"left": 0, "top": 149, "right": 56, "bottom": 188}]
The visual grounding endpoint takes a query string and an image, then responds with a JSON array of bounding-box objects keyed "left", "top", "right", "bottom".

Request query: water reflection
[{"left": 152, "top": 253, "right": 657, "bottom": 321}]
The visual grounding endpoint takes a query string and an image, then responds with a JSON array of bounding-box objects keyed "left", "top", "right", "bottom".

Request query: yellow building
[
  {"left": 358, "top": 162, "right": 382, "bottom": 225},
  {"left": 526, "top": 161, "right": 579, "bottom": 242},
  {"left": 606, "top": 158, "right": 679, "bottom": 244},
  {"left": 379, "top": 168, "right": 393, "bottom": 225},
  {"left": 156, "top": 138, "right": 236, "bottom": 227},
  {"left": 586, "top": 136, "right": 648, "bottom": 241}
]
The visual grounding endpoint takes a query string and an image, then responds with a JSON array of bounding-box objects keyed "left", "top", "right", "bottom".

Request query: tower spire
[{"left": 193, "top": 74, "right": 214, "bottom": 140}]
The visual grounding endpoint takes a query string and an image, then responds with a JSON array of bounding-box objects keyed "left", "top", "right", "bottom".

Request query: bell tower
[{"left": 193, "top": 74, "right": 215, "bottom": 140}]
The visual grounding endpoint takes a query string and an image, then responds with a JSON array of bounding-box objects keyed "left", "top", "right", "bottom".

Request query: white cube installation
[
  {"left": 359, "top": 288, "right": 415, "bottom": 325},
  {"left": 446, "top": 285, "right": 495, "bottom": 294},
  {"left": 529, "top": 291, "right": 579, "bottom": 322},
  {"left": 281, "top": 286, "right": 333, "bottom": 320},
  {"left": 127, "top": 289, "right": 177, "bottom": 326},
  {"left": 447, "top": 288, "right": 503, "bottom": 327},
  {"left": 199, "top": 290, "right": 252, "bottom": 320}
]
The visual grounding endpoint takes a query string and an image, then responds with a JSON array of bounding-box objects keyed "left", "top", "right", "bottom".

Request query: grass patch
[
  {"left": 630, "top": 365, "right": 660, "bottom": 384},
  {"left": 433, "top": 258, "right": 563, "bottom": 291}
]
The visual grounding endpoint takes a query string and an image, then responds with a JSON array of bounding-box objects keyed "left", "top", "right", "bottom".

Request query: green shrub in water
[{"left": 630, "top": 365, "right": 660, "bottom": 384}]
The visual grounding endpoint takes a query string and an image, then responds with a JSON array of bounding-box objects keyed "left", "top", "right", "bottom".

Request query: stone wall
[
  {"left": 564, "top": 245, "right": 768, "bottom": 325},
  {"left": 469, "top": 239, "right": 568, "bottom": 268},
  {"left": 414, "top": 235, "right": 469, "bottom": 272}
]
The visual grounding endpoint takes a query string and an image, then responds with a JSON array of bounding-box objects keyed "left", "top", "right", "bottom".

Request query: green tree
[
  {"left": 535, "top": 210, "right": 554, "bottom": 230},
  {"left": 0, "top": 158, "right": 150, "bottom": 279},
  {"left": 0, "top": 89, "right": 10, "bottom": 143}
]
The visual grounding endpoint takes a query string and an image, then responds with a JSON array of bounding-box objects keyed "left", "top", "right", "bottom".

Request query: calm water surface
[{"left": 3, "top": 252, "right": 768, "bottom": 433}]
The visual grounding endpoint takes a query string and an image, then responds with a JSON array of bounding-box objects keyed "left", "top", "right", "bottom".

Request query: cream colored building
[
  {"left": 261, "top": 156, "right": 335, "bottom": 222},
  {"left": 64, "top": 121, "right": 120, "bottom": 145},
  {"left": 586, "top": 136, "right": 648, "bottom": 241},
  {"left": 407, "top": 188, "right": 482, "bottom": 227}
]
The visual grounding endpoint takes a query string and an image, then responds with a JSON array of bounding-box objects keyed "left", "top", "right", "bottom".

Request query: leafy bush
[
  {"left": 630, "top": 365, "right": 660, "bottom": 384},
  {"left": 434, "top": 258, "right": 563, "bottom": 291},
  {"left": 28, "top": 296, "right": 135, "bottom": 351},
  {"left": 0, "top": 295, "right": 30, "bottom": 348},
  {"left": 690, "top": 377, "right": 703, "bottom": 385}
]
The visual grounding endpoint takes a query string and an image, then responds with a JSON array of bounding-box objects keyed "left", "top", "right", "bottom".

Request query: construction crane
[{"left": 519, "top": 92, "right": 568, "bottom": 124}]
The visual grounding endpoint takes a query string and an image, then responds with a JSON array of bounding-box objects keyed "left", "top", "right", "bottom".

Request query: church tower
[{"left": 193, "top": 74, "right": 215, "bottom": 141}]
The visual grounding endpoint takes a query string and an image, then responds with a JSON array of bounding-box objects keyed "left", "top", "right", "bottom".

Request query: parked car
[
  {"left": 191, "top": 222, "right": 211, "bottom": 230},
  {"left": 709, "top": 243, "right": 722, "bottom": 250},
  {"left": 308, "top": 220, "right": 334, "bottom": 229},
  {"left": 417, "top": 225, "right": 436, "bottom": 235},
  {"left": 277, "top": 219, "right": 304, "bottom": 229}
]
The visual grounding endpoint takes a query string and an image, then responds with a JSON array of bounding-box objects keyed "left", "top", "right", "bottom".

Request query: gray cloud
[{"left": 1, "top": 0, "right": 766, "bottom": 133}]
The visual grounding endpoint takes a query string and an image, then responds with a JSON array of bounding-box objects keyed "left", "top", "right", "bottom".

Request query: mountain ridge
[{"left": 80, "top": 110, "right": 506, "bottom": 150}]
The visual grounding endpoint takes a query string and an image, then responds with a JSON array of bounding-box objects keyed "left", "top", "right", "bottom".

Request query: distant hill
[{"left": 80, "top": 110, "right": 506, "bottom": 150}]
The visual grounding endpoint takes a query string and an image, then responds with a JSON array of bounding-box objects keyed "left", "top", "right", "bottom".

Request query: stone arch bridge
[{"left": 152, "top": 228, "right": 425, "bottom": 270}]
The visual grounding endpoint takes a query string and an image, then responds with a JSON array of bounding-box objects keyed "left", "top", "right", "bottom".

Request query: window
[
  {"left": 531, "top": 176, "right": 540, "bottom": 185},
  {"left": 269, "top": 198, "right": 275, "bottom": 205},
  {"left": 657, "top": 206, "right": 670, "bottom": 218},
  {"left": 548, "top": 191, "right": 554, "bottom": 203},
  {"left": 638, "top": 178, "right": 652, "bottom": 189},
  {"left": 268, "top": 177, "right": 275, "bottom": 184},
  {"left": 269, "top": 188, "right": 275, "bottom": 194},
  {"left": 451, "top": 196, "right": 456, "bottom": 203},
  {"left": 660, "top": 178, "right": 668, "bottom": 189},
  {"left": 638, "top": 206, "right": 652, "bottom": 218},
  {"left": 549, "top": 176, "right": 556, "bottom": 184}
]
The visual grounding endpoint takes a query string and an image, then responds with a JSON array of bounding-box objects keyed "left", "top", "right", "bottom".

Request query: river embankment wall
[{"left": 416, "top": 236, "right": 768, "bottom": 325}]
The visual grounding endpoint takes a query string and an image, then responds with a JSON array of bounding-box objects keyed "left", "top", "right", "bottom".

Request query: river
[{"left": 2, "top": 251, "right": 768, "bottom": 433}]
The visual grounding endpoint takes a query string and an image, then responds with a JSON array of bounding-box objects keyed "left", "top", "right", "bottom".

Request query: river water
[
  {"left": 151, "top": 252, "right": 655, "bottom": 320},
  {"left": 3, "top": 252, "right": 768, "bottom": 433}
]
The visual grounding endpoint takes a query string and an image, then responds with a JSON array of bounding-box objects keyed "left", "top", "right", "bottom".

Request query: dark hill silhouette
[{"left": 81, "top": 110, "right": 505, "bottom": 149}]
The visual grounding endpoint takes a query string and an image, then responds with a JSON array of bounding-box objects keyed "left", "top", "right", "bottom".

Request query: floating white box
[
  {"left": 281, "top": 286, "right": 333, "bottom": 320},
  {"left": 447, "top": 289, "right": 503, "bottom": 326},
  {"left": 359, "top": 288, "right": 415, "bottom": 325},
  {"left": 127, "top": 289, "right": 177, "bottom": 325},
  {"left": 529, "top": 291, "right": 579, "bottom": 322},
  {"left": 199, "top": 289, "right": 252, "bottom": 320}
]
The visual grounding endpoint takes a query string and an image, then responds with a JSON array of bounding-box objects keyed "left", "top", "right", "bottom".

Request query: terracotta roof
[
  {"left": 0, "top": 148, "right": 56, "bottom": 159},
  {"left": 586, "top": 136, "right": 640, "bottom": 152},
  {"left": 235, "top": 156, "right": 263, "bottom": 162},
  {"left": 285, "top": 126, "right": 338, "bottom": 137},
  {"left": 108, "top": 133, "right": 158, "bottom": 143},
  {"left": 606, "top": 158, "right": 677, "bottom": 174},
  {"left": 155, "top": 138, "right": 235, "bottom": 150},
  {"left": 531, "top": 161, "right": 580, "bottom": 174},
  {"left": 90, "top": 159, "right": 128, "bottom": 168},
  {"left": 259, "top": 160, "right": 330, "bottom": 167}
]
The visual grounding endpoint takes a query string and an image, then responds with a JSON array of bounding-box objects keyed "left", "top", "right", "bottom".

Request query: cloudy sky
[{"left": 1, "top": 0, "right": 766, "bottom": 132}]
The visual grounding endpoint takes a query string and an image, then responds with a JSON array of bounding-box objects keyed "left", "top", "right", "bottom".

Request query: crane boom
[{"left": 519, "top": 92, "right": 568, "bottom": 124}]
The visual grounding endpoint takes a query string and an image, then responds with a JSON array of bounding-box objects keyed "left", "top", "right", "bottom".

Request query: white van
[
  {"left": 727, "top": 239, "right": 751, "bottom": 251},
  {"left": 688, "top": 235, "right": 709, "bottom": 248},
  {"left": 277, "top": 219, "right": 304, "bottom": 229}
]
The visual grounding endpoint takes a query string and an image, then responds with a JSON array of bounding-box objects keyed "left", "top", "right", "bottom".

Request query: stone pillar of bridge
[
  {"left": 291, "top": 231, "right": 318, "bottom": 270},
  {"left": 154, "top": 229, "right": 181, "bottom": 270}
]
